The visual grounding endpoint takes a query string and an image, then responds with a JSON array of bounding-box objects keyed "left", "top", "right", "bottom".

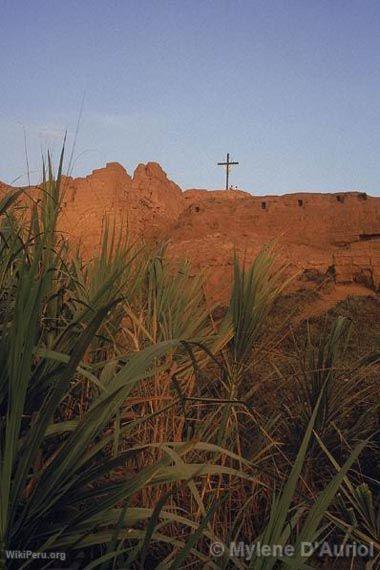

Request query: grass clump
[{"left": 0, "top": 153, "right": 379, "bottom": 568}]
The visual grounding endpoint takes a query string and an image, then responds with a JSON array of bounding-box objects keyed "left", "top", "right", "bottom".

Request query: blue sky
[{"left": 1, "top": 0, "right": 380, "bottom": 195}]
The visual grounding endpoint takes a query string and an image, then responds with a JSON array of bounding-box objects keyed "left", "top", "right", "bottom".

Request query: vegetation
[{"left": 0, "top": 154, "right": 379, "bottom": 568}]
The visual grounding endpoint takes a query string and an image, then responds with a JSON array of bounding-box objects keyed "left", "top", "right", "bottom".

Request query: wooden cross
[{"left": 217, "top": 153, "right": 239, "bottom": 190}]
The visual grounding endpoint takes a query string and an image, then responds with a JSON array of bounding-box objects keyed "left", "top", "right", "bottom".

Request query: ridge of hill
[{"left": 1, "top": 161, "right": 380, "bottom": 303}]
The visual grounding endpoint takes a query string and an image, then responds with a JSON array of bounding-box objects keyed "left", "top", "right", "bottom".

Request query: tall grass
[{"left": 0, "top": 154, "right": 378, "bottom": 568}]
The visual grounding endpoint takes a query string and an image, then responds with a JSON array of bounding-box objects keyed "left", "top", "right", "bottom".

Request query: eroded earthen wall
[{"left": 1, "top": 163, "right": 379, "bottom": 301}]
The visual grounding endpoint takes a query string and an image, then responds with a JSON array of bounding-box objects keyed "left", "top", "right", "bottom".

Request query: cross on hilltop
[{"left": 217, "top": 153, "right": 239, "bottom": 190}]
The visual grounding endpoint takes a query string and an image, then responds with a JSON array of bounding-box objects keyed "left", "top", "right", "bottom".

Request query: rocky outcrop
[{"left": 1, "top": 163, "right": 379, "bottom": 302}]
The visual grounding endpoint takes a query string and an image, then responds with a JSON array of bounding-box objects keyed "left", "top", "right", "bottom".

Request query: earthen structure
[{"left": 2, "top": 162, "right": 380, "bottom": 302}]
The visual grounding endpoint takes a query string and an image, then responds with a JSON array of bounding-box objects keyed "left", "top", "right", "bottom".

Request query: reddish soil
[{"left": 2, "top": 161, "right": 380, "bottom": 305}]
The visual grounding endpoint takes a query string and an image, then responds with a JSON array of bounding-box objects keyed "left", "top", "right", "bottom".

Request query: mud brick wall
[{"left": 1, "top": 163, "right": 380, "bottom": 301}]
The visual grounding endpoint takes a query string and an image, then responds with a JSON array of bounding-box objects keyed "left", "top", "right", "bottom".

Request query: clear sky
[{"left": 1, "top": 0, "right": 380, "bottom": 195}]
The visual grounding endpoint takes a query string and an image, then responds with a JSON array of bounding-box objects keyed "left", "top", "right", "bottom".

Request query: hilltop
[{"left": 1, "top": 161, "right": 380, "bottom": 304}]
